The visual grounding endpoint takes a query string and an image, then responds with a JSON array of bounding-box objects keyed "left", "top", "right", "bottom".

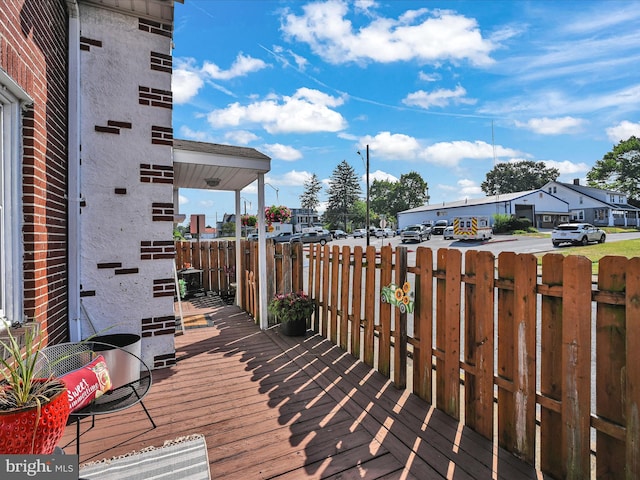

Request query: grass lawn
[{"left": 536, "top": 238, "right": 640, "bottom": 273}]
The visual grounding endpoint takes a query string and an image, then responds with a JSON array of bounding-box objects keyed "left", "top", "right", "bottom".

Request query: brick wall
[{"left": 0, "top": 0, "right": 69, "bottom": 343}]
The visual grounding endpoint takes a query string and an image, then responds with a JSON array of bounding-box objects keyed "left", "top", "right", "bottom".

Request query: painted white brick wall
[{"left": 79, "top": 3, "right": 175, "bottom": 368}]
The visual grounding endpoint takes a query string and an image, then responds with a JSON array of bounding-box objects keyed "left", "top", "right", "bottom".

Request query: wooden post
[{"left": 413, "top": 246, "right": 433, "bottom": 403}]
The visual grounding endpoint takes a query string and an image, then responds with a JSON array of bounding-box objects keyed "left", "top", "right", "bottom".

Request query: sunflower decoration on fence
[
  {"left": 380, "top": 281, "right": 415, "bottom": 314},
  {"left": 264, "top": 205, "right": 291, "bottom": 226}
]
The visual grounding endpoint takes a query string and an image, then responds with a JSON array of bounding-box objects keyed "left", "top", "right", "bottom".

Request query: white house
[{"left": 543, "top": 180, "right": 640, "bottom": 227}]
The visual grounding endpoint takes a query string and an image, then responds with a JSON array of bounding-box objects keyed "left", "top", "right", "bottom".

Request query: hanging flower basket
[{"left": 264, "top": 205, "right": 291, "bottom": 226}]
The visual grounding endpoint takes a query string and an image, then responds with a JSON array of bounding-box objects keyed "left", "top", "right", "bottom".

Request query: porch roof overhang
[{"left": 173, "top": 139, "right": 271, "bottom": 192}]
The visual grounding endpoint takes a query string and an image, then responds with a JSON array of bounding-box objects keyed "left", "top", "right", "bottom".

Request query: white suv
[
  {"left": 401, "top": 225, "right": 431, "bottom": 243},
  {"left": 551, "top": 223, "right": 606, "bottom": 247}
]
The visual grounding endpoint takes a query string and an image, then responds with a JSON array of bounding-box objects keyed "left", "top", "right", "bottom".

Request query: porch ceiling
[{"left": 173, "top": 139, "right": 271, "bottom": 192}]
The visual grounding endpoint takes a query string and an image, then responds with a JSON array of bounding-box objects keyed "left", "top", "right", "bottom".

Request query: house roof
[
  {"left": 552, "top": 181, "right": 640, "bottom": 211},
  {"left": 173, "top": 139, "right": 271, "bottom": 192}
]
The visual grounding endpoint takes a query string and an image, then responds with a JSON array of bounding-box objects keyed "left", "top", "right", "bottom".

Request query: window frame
[{"left": 0, "top": 70, "right": 31, "bottom": 328}]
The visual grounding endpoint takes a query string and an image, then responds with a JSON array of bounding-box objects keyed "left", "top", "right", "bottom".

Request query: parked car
[
  {"left": 373, "top": 228, "right": 385, "bottom": 238},
  {"left": 443, "top": 226, "right": 454, "bottom": 240},
  {"left": 290, "top": 230, "right": 332, "bottom": 245},
  {"left": 431, "top": 220, "right": 449, "bottom": 235},
  {"left": 401, "top": 224, "right": 431, "bottom": 243},
  {"left": 270, "top": 232, "right": 295, "bottom": 243},
  {"left": 353, "top": 228, "right": 366, "bottom": 238},
  {"left": 247, "top": 233, "right": 259, "bottom": 241},
  {"left": 551, "top": 223, "right": 606, "bottom": 247},
  {"left": 330, "top": 229, "right": 348, "bottom": 239},
  {"left": 382, "top": 228, "right": 396, "bottom": 237}
]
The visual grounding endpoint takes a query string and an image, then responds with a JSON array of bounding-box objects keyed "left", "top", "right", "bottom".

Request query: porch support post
[
  {"left": 235, "top": 190, "right": 243, "bottom": 307},
  {"left": 257, "top": 174, "right": 268, "bottom": 329}
]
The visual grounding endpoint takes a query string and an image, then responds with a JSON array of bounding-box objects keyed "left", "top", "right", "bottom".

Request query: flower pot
[
  {"left": 280, "top": 317, "right": 308, "bottom": 337},
  {"left": 0, "top": 381, "right": 70, "bottom": 454}
]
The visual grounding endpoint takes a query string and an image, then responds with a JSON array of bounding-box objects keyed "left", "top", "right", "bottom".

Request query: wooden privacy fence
[
  {"left": 301, "top": 243, "right": 639, "bottom": 480},
  {"left": 174, "top": 240, "right": 304, "bottom": 320},
  {"left": 176, "top": 239, "right": 640, "bottom": 478}
]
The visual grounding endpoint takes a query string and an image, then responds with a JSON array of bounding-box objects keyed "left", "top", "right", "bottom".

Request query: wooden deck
[{"left": 61, "top": 299, "right": 545, "bottom": 479}]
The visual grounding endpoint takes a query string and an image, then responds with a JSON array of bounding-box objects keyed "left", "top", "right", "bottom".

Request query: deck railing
[{"left": 176, "top": 239, "right": 639, "bottom": 479}]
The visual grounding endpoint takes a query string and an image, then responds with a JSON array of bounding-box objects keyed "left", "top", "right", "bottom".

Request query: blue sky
[{"left": 172, "top": 0, "right": 640, "bottom": 226}]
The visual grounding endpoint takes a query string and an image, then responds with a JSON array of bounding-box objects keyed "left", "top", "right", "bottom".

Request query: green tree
[
  {"left": 370, "top": 171, "right": 429, "bottom": 223},
  {"left": 220, "top": 221, "right": 235, "bottom": 237},
  {"left": 324, "top": 160, "right": 362, "bottom": 230},
  {"left": 481, "top": 161, "right": 559, "bottom": 195},
  {"left": 587, "top": 136, "right": 640, "bottom": 202},
  {"left": 299, "top": 173, "right": 322, "bottom": 211}
]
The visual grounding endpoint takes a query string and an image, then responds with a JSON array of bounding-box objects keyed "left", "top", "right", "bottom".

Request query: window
[
  {"left": 595, "top": 209, "right": 607, "bottom": 221},
  {"left": 571, "top": 210, "right": 584, "bottom": 221},
  {"left": 610, "top": 194, "right": 616, "bottom": 203},
  {"left": 543, "top": 215, "right": 551, "bottom": 222},
  {"left": 0, "top": 72, "right": 31, "bottom": 327}
]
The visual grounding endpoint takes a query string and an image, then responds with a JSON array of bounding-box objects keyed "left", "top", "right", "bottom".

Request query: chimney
[{"left": 573, "top": 178, "right": 580, "bottom": 185}]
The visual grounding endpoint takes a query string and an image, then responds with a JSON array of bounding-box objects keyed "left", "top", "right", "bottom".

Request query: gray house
[{"left": 543, "top": 180, "right": 640, "bottom": 227}]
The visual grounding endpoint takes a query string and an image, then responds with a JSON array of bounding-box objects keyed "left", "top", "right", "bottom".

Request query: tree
[
  {"left": 481, "top": 161, "right": 559, "bottom": 195},
  {"left": 324, "top": 160, "right": 362, "bottom": 230},
  {"left": 587, "top": 136, "right": 640, "bottom": 202},
  {"left": 299, "top": 173, "right": 322, "bottom": 211},
  {"left": 370, "top": 171, "right": 429, "bottom": 224}
]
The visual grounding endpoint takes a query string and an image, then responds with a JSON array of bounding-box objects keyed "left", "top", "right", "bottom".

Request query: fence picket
[
  {"left": 413, "top": 246, "right": 433, "bottom": 403},
  {"left": 627, "top": 257, "right": 640, "bottom": 478},
  {"left": 464, "top": 250, "right": 495, "bottom": 439},
  {"left": 562, "top": 254, "right": 592, "bottom": 478},
  {"left": 596, "top": 256, "right": 627, "bottom": 477},
  {"left": 540, "top": 253, "right": 565, "bottom": 478}
]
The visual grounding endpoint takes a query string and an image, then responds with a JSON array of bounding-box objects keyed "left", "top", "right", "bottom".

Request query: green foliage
[
  {"left": 268, "top": 291, "right": 315, "bottom": 323},
  {"left": 481, "top": 161, "right": 559, "bottom": 195},
  {"left": 325, "top": 160, "right": 362, "bottom": 230},
  {"left": 264, "top": 205, "right": 291, "bottom": 225},
  {"left": 587, "top": 136, "right": 640, "bottom": 201},
  {"left": 241, "top": 215, "right": 257, "bottom": 227},
  {"left": 370, "top": 172, "right": 428, "bottom": 223},
  {"left": 300, "top": 173, "right": 322, "bottom": 211},
  {"left": 492, "top": 214, "right": 533, "bottom": 233},
  {"left": 220, "top": 221, "right": 235, "bottom": 237},
  {"left": 0, "top": 325, "right": 65, "bottom": 410}
]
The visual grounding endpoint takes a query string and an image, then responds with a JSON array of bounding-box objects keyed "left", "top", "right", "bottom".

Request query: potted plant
[
  {"left": 268, "top": 291, "right": 315, "bottom": 336},
  {"left": 0, "top": 324, "right": 70, "bottom": 454}
]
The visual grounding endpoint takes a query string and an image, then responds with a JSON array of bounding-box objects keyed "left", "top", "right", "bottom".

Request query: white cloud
[
  {"left": 179, "top": 194, "right": 189, "bottom": 205},
  {"left": 366, "top": 169, "right": 398, "bottom": 183},
  {"left": 360, "top": 132, "right": 422, "bottom": 160},
  {"left": 224, "top": 130, "right": 260, "bottom": 144},
  {"left": 543, "top": 159, "right": 591, "bottom": 176},
  {"left": 456, "top": 178, "right": 483, "bottom": 197},
  {"left": 515, "top": 116, "right": 586, "bottom": 135},
  {"left": 281, "top": 1, "right": 496, "bottom": 66},
  {"left": 201, "top": 53, "right": 268, "bottom": 80},
  {"left": 171, "top": 54, "right": 268, "bottom": 104},
  {"left": 262, "top": 143, "right": 303, "bottom": 161},
  {"left": 198, "top": 200, "right": 214, "bottom": 208},
  {"left": 207, "top": 88, "right": 347, "bottom": 134},
  {"left": 418, "top": 71, "right": 441, "bottom": 82},
  {"left": 179, "top": 126, "right": 215, "bottom": 142},
  {"left": 361, "top": 132, "right": 522, "bottom": 166},
  {"left": 172, "top": 65, "right": 204, "bottom": 104},
  {"left": 606, "top": 120, "right": 640, "bottom": 142},
  {"left": 403, "top": 85, "right": 476, "bottom": 109},
  {"left": 279, "top": 170, "right": 315, "bottom": 186},
  {"left": 421, "top": 140, "right": 520, "bottom": 166}
]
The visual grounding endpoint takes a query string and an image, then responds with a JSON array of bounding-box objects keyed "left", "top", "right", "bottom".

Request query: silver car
[{"left": 551, "top": 223, "right": 606, "bottom": 247}]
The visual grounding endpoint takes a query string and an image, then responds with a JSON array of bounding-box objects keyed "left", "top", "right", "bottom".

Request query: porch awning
[{"left": 173, "top": 139, "right": 271, "bottom": 191}]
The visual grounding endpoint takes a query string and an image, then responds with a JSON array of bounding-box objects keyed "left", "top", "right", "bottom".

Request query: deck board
[{"left": 61, "top": 302, "right": 545, "bottom": 479}]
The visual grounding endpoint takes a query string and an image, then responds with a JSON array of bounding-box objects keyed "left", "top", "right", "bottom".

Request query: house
[
  {"left": 397, "top": 190, "right": 570, "bottom": 230},
  {"left": 1, "top": 0, "right": 271, "bottom": 368},
  {"left": 543, "top": 179, "right": 640, "bottom": 227}
]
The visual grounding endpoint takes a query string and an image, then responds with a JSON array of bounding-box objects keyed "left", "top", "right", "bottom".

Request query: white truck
[{"left": 452, "top": 216, "right": 493, "bottom": 241}]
